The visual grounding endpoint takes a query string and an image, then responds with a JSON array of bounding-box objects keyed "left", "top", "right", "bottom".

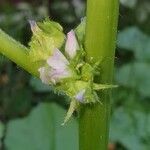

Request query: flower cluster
[
  {"left": 38, "top": 30, "right": 79, "bottom": 85},
  {"left": 29, "top": 19, "right": 115, "bottom": 124}
]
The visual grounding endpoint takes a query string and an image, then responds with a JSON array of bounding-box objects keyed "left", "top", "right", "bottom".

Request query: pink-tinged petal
[
  {"left": 38, "top": 64, "right": 72, "bottom": 85},
  {"left": 49, "top": 68, "right": 71, "bottom": 84},
  {"left": 47, "top": 48, "right": 69, "bottom": 70},
  {"left": 39, "top": 49, "right": 72, "bottom": 85},
  {"left": 65, "top": 30, "right": 79, "bottom": 58},
  {"left": 75, "top": 89, "right": 85, "bottom": 103},
  {"left": 38, "top": 67, "right": 51, "bottom": 84},
  {"left": 29, "top": 20, "right": 40, "bottom": 33}
]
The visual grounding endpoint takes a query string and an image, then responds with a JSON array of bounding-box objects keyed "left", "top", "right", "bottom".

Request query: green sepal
[
  {"left": 62, "top": 99, "right": 79, "bottom": 125},
  {"left": 81, "top": 63, "right": 94, "bottom": 81},
  {"left": 84, "top": 87, "right": 97, "bottom": 103},
  {"left": 93, "top": 84, "right": 118, "bottom": 90},
  {"left": 75, "top": 17, "right": 86, "bottom": 45},
  {"left": 37, "top": 19, "right": 64, "bottom": 48},
  {"left": 69, "top": 48, "right": 85, "bottom": 71},
  {"left": 29, "top": 19, "right": 65, "bottom": 62}
]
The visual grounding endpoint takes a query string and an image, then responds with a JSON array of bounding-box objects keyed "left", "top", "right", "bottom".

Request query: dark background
[{"left": 0, "top": 0, "right": 150, "bottom": 150}]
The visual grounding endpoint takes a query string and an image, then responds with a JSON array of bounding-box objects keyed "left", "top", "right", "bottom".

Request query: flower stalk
[{"left": 79, "top": 0, "right": 119, "bottom": 150}]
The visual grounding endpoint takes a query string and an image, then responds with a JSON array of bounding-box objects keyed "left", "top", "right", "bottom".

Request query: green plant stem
[
  {"left": 0, "top": 29, "right": 39, "bottom": 76},
  {"left": 79, "top": 0, "right": 119, "bottom": 150}
]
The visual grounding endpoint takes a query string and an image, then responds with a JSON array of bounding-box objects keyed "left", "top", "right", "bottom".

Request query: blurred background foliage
[{"left": 0, "top": 0, "right": 150, "bottom": 150}]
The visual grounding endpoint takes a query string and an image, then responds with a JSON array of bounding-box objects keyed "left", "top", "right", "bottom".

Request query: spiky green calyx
[{"left": 29, "top": 19, "right": 65, "bottom": 62}]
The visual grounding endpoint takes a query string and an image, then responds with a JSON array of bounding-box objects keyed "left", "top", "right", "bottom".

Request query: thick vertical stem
[
  {"left": 0, "top": 29, "right": 39, "bottom": 76},
  {"left": 79, "top": 1, "right": 119, "bottom": 150}
]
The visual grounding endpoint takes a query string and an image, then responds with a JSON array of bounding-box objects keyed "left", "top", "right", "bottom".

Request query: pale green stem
[
  {"left": 0, "top": 29, "right": 39, "bottom": 77},
  {"left": 79, "top": 0, "right": 119, "bottom": 150}
]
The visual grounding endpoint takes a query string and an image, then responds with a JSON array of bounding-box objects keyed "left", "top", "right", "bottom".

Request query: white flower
[
  {"left": 75, "top": 89, "right": 86, "bottom": 103},
  {"left": 39, "top": 49, "right": 72, "bottom": 84},
  {"left": 38, "top": 67, "right": 51, "bottom": 84},
  {"left": 65, "top": 30, "right": 79, "bottom": 58},
  {"left": 29, "top": 20, "right": 40, "bottom": 33}
]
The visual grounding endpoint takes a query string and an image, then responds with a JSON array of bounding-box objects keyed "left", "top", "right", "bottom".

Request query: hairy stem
[
  {"left": 0, "top": 29, "right": 39, "bottom": 76},
  {"left": 79, "top": 0, "right": 119, "bottom": 150}
]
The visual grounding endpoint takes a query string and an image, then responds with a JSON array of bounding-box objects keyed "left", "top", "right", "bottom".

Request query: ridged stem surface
[{"left": 79, "top": 1, "right": 119, "bottom": 150}]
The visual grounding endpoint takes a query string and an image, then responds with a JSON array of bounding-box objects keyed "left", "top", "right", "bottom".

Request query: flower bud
[
  {"left": 29, "top": 20, "right": 40, "bottom": 34},
  {"left": 65, "top": 30, "right": 79, "bottom": 58}
]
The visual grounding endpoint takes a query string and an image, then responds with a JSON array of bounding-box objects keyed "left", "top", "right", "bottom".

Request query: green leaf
[
  {"left": 117, "top": 27, "right": 150, "bottom": 61},
  {"left": 5, "top": 103, "right": 78, "bottom": 150},
  {"left": 116, "top": 62, "right": 150, "bottom": 97},
  {"left": 110, "top": 107, "right": 150, "bottom": 150}
]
